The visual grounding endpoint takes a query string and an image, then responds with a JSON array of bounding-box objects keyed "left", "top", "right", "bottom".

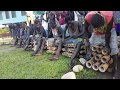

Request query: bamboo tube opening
[
  {"left": 86, "top": 61, "right": 92, "bottom": 68},
  {"left": 101, "top": 55, "right": 110, "bottom": 63},
  {"left": 99, "top": 66, "right": 106, "bottom": 72},
  {"left": 97, "top": 48, "right": 102, "bottom": 53},
  {"left": 92, "top": 62, "right": 101, "bottom": 71},
  {"left": 86, "top": 58, "right": 95, "bottom": 68},
  {"left": 91, "top": 46, "right": 97, "bottom": 52},
  {"left": 95, "top": 56, "right": 99, "bottom": 61},
  {"left": 102, "top": 49, "right": 108, "bottom": 55}
]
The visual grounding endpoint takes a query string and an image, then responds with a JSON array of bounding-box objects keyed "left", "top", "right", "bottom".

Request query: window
[
  {"left": 21, "top": 11, "right": 26, "bottom": 16},
  {"left": 0, "top": 11, "right": 3, "bottom": 20},
  {"left": 5, "top": 11, "right": 10, "bottom": 19},
  {"left": 11, "top": 11, "right": 16, "bottom": 18}
]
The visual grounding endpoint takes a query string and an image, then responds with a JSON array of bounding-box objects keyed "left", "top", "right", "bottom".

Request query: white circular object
[
  {"left": 72, "top": 65, "right": 83, "bottom": 72},
  {"left": 61, "top": 72, "right": 76, "bottom": 79}
]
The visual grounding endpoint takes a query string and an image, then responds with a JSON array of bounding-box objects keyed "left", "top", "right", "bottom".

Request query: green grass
[
  {"left": 0, "top": 45, "right": 11, "bottom": 50},
  {"left": 0, "top": 45, "right": 112, "bottom": 79}
]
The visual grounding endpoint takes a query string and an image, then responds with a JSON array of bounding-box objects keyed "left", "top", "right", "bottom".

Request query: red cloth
[{"left": 85, "top": 11, "right": 115, "bottom": 35}]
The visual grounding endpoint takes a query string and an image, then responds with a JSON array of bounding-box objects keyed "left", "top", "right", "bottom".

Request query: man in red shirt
[{"left": 84, "top": 11, "right": 120, "bottom": 79}]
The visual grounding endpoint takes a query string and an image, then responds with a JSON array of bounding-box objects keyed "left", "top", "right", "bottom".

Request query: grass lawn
[{"left": 0, "top": 45, "right": 112, "bottom": 79}]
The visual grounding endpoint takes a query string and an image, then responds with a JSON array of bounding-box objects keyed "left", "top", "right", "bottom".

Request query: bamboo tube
[
  {"left": 92, "top": 52, "right": 97, "bottom": 56},
  {"left": 47, "top": 46, "right": 57, "bottom": 51},
  {"left": 68, "top": 53, "right": 72, "bottom": 58},
  {"left": 102, "top": 49, "right": 109, "bottom": 55},
  {"left": 44, "top": 46, "right": 47, "bottom": 50},
  {"left": 67, "top": 43, "right": 76, "bottom": 48},
  {"left": 62, "top": 52, "right": 65, "bottom": 56},
  {"left": 86, "top": 57, "right": 96, "bottom": 68},
  {"left": 46, "top": 50, "right": 56, "bottom": 54},
  {"left": 99, "top": 58, "right": 113, "bottom": 72},
  {"left": 92, "top": 61, "right": 102, "bottom": 71},
  {"left": 67, "top": 48, "right": 75, "bottom": 53},
  {"left": 96, "top": 46, "right": 103, "bottom": 53},
  {"left": 101, "top": 55, "right": 111, "bottom": 63},
  {"left": 95, "top": 54, "right": 103, "bottom": 61},
  {"left": 62, "top": 48, "right": 66, "bottom": 51},
  {"left": 91, "top": 45, "right": 99, "bottom": 52},
  {"left": 33, "top": 45, "right": 37, "bottom": 51},
  {"left": 118, "top": 36, "right": 120, "bottom": 41},
  {"left": 62, "top": 52, "right": 69, "bottom": 57},
  {"left": 52, "top": 47, "right": 57, "bottom": 51}
]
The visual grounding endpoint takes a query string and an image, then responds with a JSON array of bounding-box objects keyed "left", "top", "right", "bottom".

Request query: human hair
[{"left": 91, "top": 13, "right": 104, "bottom": 28}]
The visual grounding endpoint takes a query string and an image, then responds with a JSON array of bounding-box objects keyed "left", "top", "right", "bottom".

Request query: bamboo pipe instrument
[
  {"left": 62, "top": 48, "right": 66, "bottom": 52},
  {"left": 92, "top": 61, "right": 102, "bottom": 71},
  {"left": 96, "top": 46, "right": 103, "bottom": 53},
  {"left": 67, "top": 48, "right": 75, "bottom": 53},
  {"left": 44, "top": 46, "right": 47, "bottom": 50},
  {"left": 68, "top": 53, "right": 72, "bottom": 58},
  {"left": 92, "top": 52, "right": 97, "bottom": 57},
  {"left": 95, "top": 54, "right": 103, "bottom": 61},
  {"left": 91, "top": 45, "right": 99, "bottom": 52},
  {"left": 67, "top": 43, "right": 76, "bottom": 48},
  {"left": 47, "top": 46, "right": 57, "bottom": 51},
  {"left": 62, "top": 52, "right": 65, "bottom": 56},
  {"left": 62, "top": 52, "right": 67, "bottom": 56},
  {"left": 46, "top": 50, "right": 56, "bottom": 54},
  {"left": 101, "top": 49, "right": 109, "bottom": 55},
  {"left": 99, "top": 58, "right": 113, "bottom": 72},
  {"left": 101, "top": 55, "right": 111, "bottom": 63},
  {"left": 86, "top": 57, "right": 96, "bottom": 68}
]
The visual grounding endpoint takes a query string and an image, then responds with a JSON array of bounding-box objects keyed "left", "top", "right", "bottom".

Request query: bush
[{"left": 0, "top": 28, "right": 9, "bottom": 35}]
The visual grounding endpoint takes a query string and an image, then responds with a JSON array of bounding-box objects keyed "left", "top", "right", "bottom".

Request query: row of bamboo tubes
[{"left": 85, "top": 45, "right": 113, "bottom": 72}]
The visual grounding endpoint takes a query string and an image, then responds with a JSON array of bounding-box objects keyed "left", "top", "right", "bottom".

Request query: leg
[
  {"left": 49, "top": 38, "right": 62, "bottom": 60},
  {"left": 31, "top": 37, "right": 42, "bottom": 56},
  {"left": 18, "top": 38, "right": 23, "bottom": 48},
  {"left": 14, "top": 37, "right": 18, "bottom": 46},
  {"left": 112, "top": 54, "right": 120, "bottom": 79},
  {"left": 69, "top": 42, "right": 82, "bottom": 69},
  {"left": 24, "top": 37, "right": 30, "bottom": 50},
  {"left": 38, "top": 37, "right": 46, "bottom": 54}
]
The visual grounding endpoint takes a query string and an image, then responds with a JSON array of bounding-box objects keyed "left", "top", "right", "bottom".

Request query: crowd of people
[{"left": 8, "top": 11, "right": 120, "bottom": 79}]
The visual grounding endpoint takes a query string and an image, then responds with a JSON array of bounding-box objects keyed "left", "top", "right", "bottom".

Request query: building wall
[{"left": 0, "top": 11, "right": 27, "bottom": 25}]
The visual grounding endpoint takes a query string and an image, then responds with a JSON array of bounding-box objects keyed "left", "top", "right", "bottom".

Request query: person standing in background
[{"left": 113, "top": 11, "right": 120, "bottom": 36}]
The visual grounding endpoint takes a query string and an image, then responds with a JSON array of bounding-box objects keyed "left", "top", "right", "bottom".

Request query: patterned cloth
[
  {"left": 113, "top": 11, "right": 120, "bottom": 32},
  {"left": 89, "top": 28, "right": 119, "bottom": 55},
  {"left": 65, "top": 38, "right": 83, "bottom": 44},
  {"left": 113, "top": 11, "right": 120, "bottom": 24}
]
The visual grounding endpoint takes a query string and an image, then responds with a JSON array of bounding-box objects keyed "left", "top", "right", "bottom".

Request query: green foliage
[{"left": 0, "top": 28, "right": 9, "bottom": 34}]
